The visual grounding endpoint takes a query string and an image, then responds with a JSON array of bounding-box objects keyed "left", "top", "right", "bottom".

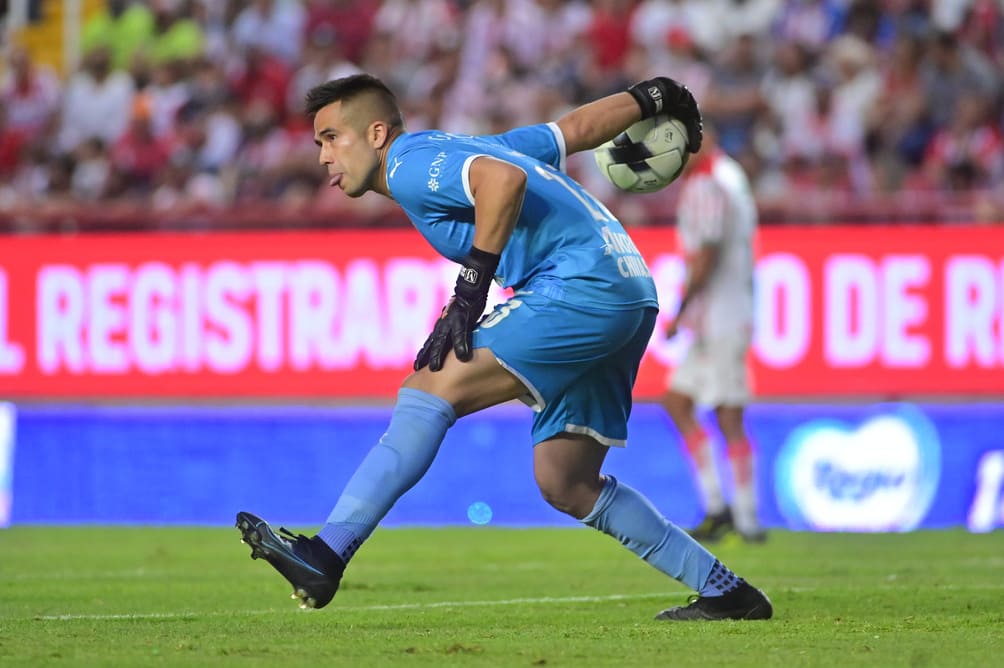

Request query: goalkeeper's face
[{"left": 313, "top": 101, "right": 385, "bottom": 198}]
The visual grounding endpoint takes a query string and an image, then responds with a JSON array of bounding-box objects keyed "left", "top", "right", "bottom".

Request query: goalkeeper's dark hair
[{"left": 304, "top": 74, "right": 404, "bottom": 130}]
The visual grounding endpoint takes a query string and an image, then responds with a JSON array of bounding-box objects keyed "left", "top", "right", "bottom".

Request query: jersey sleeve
[{"left": 483, "top": 123, "right": 566, "bottom": 172}]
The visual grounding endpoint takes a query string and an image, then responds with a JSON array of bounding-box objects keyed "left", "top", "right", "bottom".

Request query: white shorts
[{"left": 668, "top": 334, "right": 751, "bottom": 408}]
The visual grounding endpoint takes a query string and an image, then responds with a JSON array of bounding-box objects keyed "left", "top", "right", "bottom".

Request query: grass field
[{"left": 1, "top": 526, "right": 1002, "bottom": 667}]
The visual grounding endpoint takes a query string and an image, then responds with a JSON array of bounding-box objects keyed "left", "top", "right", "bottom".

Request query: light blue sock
[
  {"left": 318, "top": 388, "right": 456, "bottom": 563},
  {"left": 581, "top": 475, "right": 739, "bottom": 596}
]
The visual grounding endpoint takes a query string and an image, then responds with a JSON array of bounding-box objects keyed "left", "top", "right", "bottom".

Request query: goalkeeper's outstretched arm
[
  {"left": 556, "top": 78, "right": 704, "bottom": 156},
  {"left": 556, "top": 93, "right": 642, "bottom": 156}
]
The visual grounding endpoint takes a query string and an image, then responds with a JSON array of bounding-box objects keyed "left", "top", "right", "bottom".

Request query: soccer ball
[{"left": 593, "top": 114, "right": 689, "bottom": 193}]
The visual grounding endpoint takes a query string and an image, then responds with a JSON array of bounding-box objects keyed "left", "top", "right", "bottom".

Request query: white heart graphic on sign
[{"left": 775, "top": 408, "right": 940, "bottom": 532}]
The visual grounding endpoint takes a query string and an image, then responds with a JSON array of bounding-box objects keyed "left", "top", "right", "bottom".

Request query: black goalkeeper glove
[
  {"left": 414, "top": 246, "right": 501, "bottom": 372},
  {"left": 627, "top": 76, "right": 703, "bottom": 154}
]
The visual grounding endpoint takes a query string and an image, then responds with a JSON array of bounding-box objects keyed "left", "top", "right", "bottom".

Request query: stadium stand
[{"left": 0, "top": 0, "right": 1002, "bottom": 232}]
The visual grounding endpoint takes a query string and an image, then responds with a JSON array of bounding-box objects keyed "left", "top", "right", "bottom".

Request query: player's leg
[
  {"left": 532, "top": 308, "right": 769, "bottom": 620},
  {"left": 704, "top": 333, "right": 762, "bottom": 542},
  {"left": 238, "top": 340, "right": 527, "bottom": 608},
  {"left": 663, "top": 343, "right": 730, "bottom": 538},
  {"left": 532, "top": 432, "right": 607, "bottom": 517},
  {"left": 317, "top": 349, "right": 525, "bottom": 559},
  {"left": 714, "top": 404, "right": 765, "bottom": 542},
  {"left": 535, "top": 433, "right": 717, "bottom": 586},
  {"left": 533, "top": 428, "right": 770, "bottom": 621}
]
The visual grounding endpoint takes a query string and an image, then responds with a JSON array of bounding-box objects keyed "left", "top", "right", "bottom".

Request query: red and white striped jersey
[{"left": 675, "top": 150, "right": 757, "bottom": 338}]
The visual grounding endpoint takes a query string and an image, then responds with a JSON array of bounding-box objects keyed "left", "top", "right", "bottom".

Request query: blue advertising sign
[
  {"left": 0, "top": 402, "right": 14, "bottom": 527},
  {"left": 7, "top": 402, "right": 1004, "bottom": 532}
]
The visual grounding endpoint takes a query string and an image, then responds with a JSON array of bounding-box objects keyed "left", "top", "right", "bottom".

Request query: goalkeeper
[{"left": 237, "top": 73, "right": 773, "bottom": 622}]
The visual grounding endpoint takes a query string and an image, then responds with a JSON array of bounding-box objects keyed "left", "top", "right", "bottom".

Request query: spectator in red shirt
[
  {"left": 229, "top": 44, "right": 293, "bottom": 125},
  {"left": 0, "top": 106, "right": 27, "bottom": 179},
  {"left": 587, "top": 0, "right": 637, "bottom": 81},
  {"left": 110, "top": 95, "right": 175, "bottom": 192},
  {"left": 922, "top": 92, "right": 1003, "bottom": 191},
  {"left": 303, "top": 0, "right": 378, "bottom": 66},
  {"left": 0, "top": 46, "right": 61, "bottom": 143},
  {"left": 582, "top": 0, "right": 634, "bottom": 98}
]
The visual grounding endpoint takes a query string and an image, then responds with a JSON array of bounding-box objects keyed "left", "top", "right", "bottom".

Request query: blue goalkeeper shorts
[{"left": 472, "top": 289, "right": 657, "bottom": 447}]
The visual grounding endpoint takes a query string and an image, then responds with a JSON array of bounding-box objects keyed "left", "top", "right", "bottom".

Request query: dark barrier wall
[{"left": 5, "top": 402, "right": 1003, "bottom": 532}]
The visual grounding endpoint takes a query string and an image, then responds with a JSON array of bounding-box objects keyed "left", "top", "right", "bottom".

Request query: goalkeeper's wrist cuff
[
  {"left": 456, "top": 246, "right": 501, "bottom": 297},
  {"left": 627, "top": 78, "right": 668, "bottom": 119}
]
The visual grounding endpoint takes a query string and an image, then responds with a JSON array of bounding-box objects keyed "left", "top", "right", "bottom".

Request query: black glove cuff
[
  {"left": 627, "top": 78, "right": 670, "bottom": 119},
  {"left": 455, "top": 246, "right": 500, "bottom": 299}
]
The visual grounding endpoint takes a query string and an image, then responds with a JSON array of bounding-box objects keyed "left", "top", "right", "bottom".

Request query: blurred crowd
[{"left": 1, "top": 0, "right": 1003, "bottom": 232}]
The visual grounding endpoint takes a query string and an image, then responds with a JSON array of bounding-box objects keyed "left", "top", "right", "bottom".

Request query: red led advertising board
[{"left": 1, "top": 227, "right": 1001, "bottom": 399}]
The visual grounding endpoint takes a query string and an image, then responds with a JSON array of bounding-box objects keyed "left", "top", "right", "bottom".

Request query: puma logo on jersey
[{"left": 389, "top": 157, "right": 404, "bottom": 178}]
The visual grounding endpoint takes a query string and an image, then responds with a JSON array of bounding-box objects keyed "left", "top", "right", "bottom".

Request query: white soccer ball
[{"left": 593, "top": 114, "right": 689, "bottom": 193}]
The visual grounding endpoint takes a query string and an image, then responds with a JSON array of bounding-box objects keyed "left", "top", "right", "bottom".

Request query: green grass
[{"left": 1, "top": 527, "right": 1002, "bottom": 667}]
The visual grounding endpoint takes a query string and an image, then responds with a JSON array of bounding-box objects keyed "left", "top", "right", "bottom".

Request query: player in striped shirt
[{"left": 661, "top": 126, "right": 766, "bottom": 543}]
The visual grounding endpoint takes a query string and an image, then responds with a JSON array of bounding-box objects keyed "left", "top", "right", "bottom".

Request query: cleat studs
[{"left": 306, "top": 598, "right": 316, "bottom": 608}]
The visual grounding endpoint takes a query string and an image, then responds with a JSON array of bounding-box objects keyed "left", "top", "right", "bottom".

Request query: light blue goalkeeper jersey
[{"left": 385, "top": 123, "right": 659, "bottom": 311}]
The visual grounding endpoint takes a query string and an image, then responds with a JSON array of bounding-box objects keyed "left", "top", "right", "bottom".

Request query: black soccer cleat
[
  {"left": 654, "top": 581, "right": 773, "bottom": 621},
  {"left": 236, "top": 511, "right": 345, "bottom": 609},
  {"left": 688, "top": 507, "right": 735, "bottom": 543}
]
